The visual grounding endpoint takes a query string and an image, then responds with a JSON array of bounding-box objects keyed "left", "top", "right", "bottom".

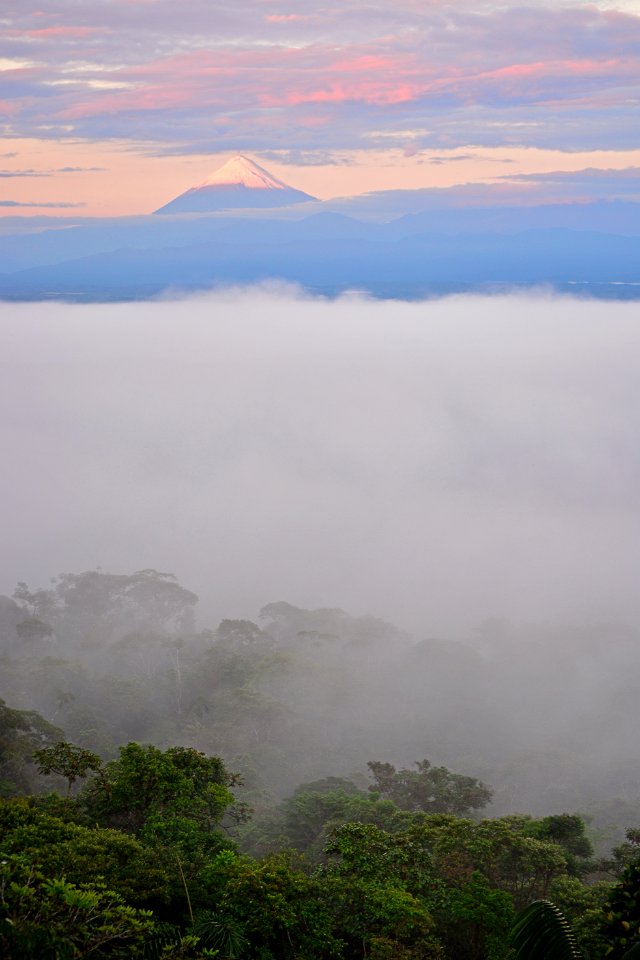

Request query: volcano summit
[{"left": 154, "top": 155, "right": 316, "bottom": 214}]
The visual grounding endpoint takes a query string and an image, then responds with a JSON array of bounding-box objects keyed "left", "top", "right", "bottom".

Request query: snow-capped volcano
[
  {"left": 154, "top": 155, "right": 315, "bottom": 214},
  {"left": 196, "top": 156, "right": 293, "bottom": 190}
]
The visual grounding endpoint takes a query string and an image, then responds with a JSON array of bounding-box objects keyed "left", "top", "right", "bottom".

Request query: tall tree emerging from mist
[
  {"left": 367, "top": 760, "right": 493, "bottom": 816},
  {"left": 34, "top": 741, "right": 102, "bottom": 798},
  {"left": 13, "top": 569, "right": 198, "bottom": 646}
]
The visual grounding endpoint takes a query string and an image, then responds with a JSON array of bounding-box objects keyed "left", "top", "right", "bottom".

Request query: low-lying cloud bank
[{"left": 1, "top": 288, "right": 638, "bottom": 637}]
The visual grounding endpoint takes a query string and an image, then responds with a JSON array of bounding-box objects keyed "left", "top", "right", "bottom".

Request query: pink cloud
[
  {"left": 264, "top": 14, "right": 304, "bottom": 23},
  {"left": 476, "top": 59, "right": 626, "bottom": 82},
  {"left": 123, "top": 48, "right": 289, "bottom": 78},
  {"left": 26, "top": 26, "right": 103, "bottom": 39},
  {"left": 270, "top": 81, "right": 421, "bottom": 107},
  {"left": 329, "top": 55, "right": 402, "bottom": 74},
  {"left": 444, "top": 57, "right": 640, "bottom": 106},
  {"left": 0, "top": 101, "right": 21, "bottom": 117},
  {"left": 62, "top": 84, "right": 198, "bottom": 119},
  {"left": 54, "top": 42, "right": 639, "bottom": 123}
]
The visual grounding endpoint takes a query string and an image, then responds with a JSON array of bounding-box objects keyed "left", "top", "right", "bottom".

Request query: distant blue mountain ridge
[{"left": 0, "top": 197, "right": 638, "bottom": 301}]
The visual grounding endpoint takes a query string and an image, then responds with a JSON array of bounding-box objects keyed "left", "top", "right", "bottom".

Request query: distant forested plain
[{"left": 2, "top": 567, "right": 640, "bottom": 958}]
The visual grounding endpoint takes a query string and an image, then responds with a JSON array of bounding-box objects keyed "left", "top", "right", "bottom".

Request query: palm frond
[
  {"left": 192, "top": 911, "right": 247, "bottom": 958},
  {"left": 142, "top": 924, "right": 182, "bottom": 960},
  {"left": 511, "top": 899, "right": 581, "bottom": 960}
]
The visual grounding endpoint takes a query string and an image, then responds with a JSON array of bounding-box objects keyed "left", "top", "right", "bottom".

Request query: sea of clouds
[{"left": 2, "top": 287, "right": 639, "bottom": 637}]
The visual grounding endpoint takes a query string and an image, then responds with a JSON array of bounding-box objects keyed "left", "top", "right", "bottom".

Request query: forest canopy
[{"left": 1, "top": 568, "right": 640, "bottom": 958}]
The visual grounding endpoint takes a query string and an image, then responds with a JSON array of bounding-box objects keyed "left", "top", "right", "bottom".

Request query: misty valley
[{"left": 2, "top": 292, "right": 640, "bottom": 958}]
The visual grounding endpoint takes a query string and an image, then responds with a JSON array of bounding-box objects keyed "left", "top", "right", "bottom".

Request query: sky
[
  {"left": 2, "top": 1, "right": 640, "bottom": 215},
  {"left": 2, "top": 289, "right": 640, "bottom": 637}
]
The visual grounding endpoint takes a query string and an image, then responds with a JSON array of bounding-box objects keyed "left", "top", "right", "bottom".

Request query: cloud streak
[
  {"left": 0, "top": 199, "right": 85, "bottom": 207},
  {"left": 497, "top": 165, "right": 640, "bottom": 200},
  {"left": 0, "top": 166, "right": 104, "bottom": 177}
]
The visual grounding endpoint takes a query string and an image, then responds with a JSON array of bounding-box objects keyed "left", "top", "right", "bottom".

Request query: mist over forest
[
  {"left": 2, "top": 289, "right": 640, "bottom": 634},
  {"left": 3, "top": 288, "right": 640, "bottom": 959},
  {"left": 2, "top": 289, "right": 640, "bottom": 842}
]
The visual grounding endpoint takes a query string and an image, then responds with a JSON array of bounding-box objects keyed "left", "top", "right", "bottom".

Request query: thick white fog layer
[{"left": 1, "top": 288, "right": 639, "bottom": 637}]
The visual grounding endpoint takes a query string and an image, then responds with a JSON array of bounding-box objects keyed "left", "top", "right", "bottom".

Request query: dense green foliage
[
  {"left": 1, "top": 735, "right": 634, "bottom": 960},
  {"left": 600, "top": 863, "right": 640, "bottom": 960},
  {"left": 1, "top": 569, "right": 640, "bottom": 958}
]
